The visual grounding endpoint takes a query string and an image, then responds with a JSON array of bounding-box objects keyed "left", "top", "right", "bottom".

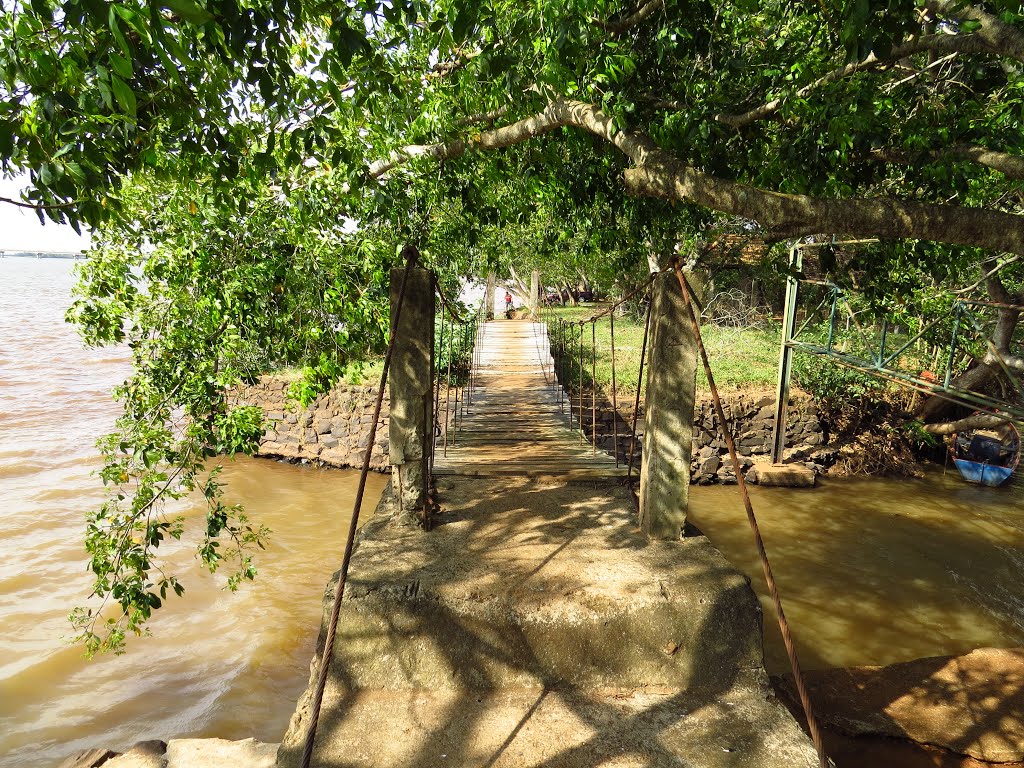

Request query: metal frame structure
[{"left": 770, "top": 243, "right": 1024, "bottom": 463}]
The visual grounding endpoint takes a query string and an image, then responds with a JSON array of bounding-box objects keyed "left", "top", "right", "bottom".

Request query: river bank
[{"left": 235, "top": 374, "right": 833, "bottom": 485}]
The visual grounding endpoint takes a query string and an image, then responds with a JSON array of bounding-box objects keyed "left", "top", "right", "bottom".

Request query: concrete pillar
[
  {"left": 484, "top": 271, "right": 495, "bottom": 318},
  {"left": 639, "top": 270, "right": 701, "bottom": 539},
  {"left": 388, "top": 265, "right": 435, "bottom": 518},
  {"left": 529, "top": 269, "right": 541, "bottom": 314}
]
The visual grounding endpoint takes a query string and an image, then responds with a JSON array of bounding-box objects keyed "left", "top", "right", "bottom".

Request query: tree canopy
[{"left": 2, "top": 0, "right": 1022, "bottom": 649}]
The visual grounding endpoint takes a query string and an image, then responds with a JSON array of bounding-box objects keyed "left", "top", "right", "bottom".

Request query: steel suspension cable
[
  {"left": 433, "top": 305, "right": 446, "bottom": 463},
  {"left": 626, "top": 294, "right": 653, "bottom": 492},
  {"left": 591, "top": 321, "right": 597, "bottom": 454},
  {"left": 300, "top": 249, "right": 418, "bottom": 768},
  {"left": 672, "top": 263, "right": 829, "bottom": 768},
  {"left": 610, "top": 310, "right": 619, "bottom": 466},
  {"left": 578, "top": 324, "right": 584, "bottom": 445},
  {"left": 443, "top": 316, "right": 454, "bottom": 456},
  {"left": 435, "top": 280, "right": 467, "bottom": 323},
  {"left": 576, "top": 272, "right": 658, "bottom": 325}
]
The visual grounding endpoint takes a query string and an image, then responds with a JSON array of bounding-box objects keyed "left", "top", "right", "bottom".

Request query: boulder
[
  {"left": 777, "top": 648, "right": 1024, "bottom": 763},
  {"left": 56, "top": 749, "right": 118, "bottom": 768},
  {"left": 165, "top": 738, "right": 277, "bottom": 768},
  {"left": 105, "top": 740, "right": 167, "bottom": 768}
]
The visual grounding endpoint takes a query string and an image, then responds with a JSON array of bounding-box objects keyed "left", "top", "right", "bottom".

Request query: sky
[{"left": 0, "top": 174, "right": 92, "bottom": 252}]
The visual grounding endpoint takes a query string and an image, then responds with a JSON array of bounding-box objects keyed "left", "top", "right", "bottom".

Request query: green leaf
[
  {"left": 110, "top": 74, "right": 137, "bottom": 116},
  {"left": 452, "top": 5, "right": 474, "bottom": 42},
  {"left": 109, "top": 52, "right": 134, "bottom": 80},
  {"left": 160, "top": 0, "right": 214, "bottom": 25},
  {"left": 333, "top": 25, "right": 369, "bottom": 66},
  {"left": 108, "top": 9, "right": 132, "bottom": 56}
]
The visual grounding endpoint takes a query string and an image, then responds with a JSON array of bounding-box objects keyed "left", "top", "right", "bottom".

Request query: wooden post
[
  {"left": 639, "top": 271, "right": 701, "bottom": 539},
  {"left": 389, "top": 265, "right": 435, "bottom": 519},
  {"left": 530, "top": 269, "right": 541, "bottom": 315}
]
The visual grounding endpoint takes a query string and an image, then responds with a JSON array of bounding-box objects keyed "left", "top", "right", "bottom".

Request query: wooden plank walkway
[{"left": 433, "top": 319, "right": 627, "bottom": 478}]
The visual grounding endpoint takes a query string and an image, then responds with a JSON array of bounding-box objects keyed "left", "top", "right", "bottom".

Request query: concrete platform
[
  {"left": 276, "top": 477, "right": 817, "bottom": 767},
  {"left": 754, "top": 464, "right": 816, "bottom": 488}
]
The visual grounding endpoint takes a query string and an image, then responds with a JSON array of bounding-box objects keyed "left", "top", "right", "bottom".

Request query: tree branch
[
  {"left": 366, "top": 98, "right": 1024, "bottom": 257},
  {"left": 0, "top": 194, "right": 79, "bottom": 210},
  {"left": 594, "top": 0, "right": 665, "bottom": 36},
  {"left": 872, "top": 144, "right": 1024, "bottom": 180},
  {"left": 453, "top": 106, "right": 510, "bottom": 127},
  {"left": 950, "top": 144, "right": 1024, "bottom": 180},
  {"left": 929, "top": 0, "right": 1024, "bottom": 64},
  {"left": 717, "top": 33, "right": 994, "bottom": 128},
  {"left": 922, "top": 413, "right": 1014, "bottom": 434},
  {"left": 429, "top": 46, "right": 481, "bottom": 78}
]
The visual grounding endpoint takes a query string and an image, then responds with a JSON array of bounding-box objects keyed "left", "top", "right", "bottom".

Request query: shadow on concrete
[{"left": 276, "top": 476, "right": 819, "bottom": 767}]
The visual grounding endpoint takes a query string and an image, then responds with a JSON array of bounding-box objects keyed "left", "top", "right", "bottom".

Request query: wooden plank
[{"left": 437, "top": 320, "right": 620, "bottom": 477}]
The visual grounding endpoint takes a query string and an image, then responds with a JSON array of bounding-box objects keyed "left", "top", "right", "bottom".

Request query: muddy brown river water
[
  {"left": 689, "top": 473, "right": 1024, "bottom": 674},
  {"left": 0, "top": 259, "right": 387, "bottom": 768},
  {"left": 1, "top": 258, "right": 1022, "bottom": 767}
]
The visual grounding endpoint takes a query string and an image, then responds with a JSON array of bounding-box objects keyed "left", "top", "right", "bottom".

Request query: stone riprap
[
  {"left": 232, "top": 377, "right": 390, "bottom": 470},
  {"left": 237, "top": 376, "right": 832, "bottom": 486},
  {"left": 689, "top": 393, "right": 832, "bottom": 485},
  {"left": 58, "top": 738, "right": 277, "bottom": 768}
]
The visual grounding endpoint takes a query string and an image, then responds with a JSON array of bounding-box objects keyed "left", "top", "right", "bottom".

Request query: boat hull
[{"left": 953, "top": 458, "right": 1015, "bottom": 487}]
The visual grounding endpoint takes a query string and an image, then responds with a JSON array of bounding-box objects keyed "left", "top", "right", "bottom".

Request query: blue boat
[{"left": 951, "top": 420, "right": 1020, "bottom": 487}]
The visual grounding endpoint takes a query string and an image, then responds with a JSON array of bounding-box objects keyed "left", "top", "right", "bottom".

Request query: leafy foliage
[{"left": 1, "top": 0, "right": 1022, "bottom": 647}]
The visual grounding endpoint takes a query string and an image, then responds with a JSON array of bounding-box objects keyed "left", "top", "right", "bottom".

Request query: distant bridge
[{"left": 0, "top": 249, "right": 84, "bottom": 259}]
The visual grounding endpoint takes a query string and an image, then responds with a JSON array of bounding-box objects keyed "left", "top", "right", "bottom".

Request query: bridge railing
[{"left": 773, "top": 244, "right": 1024, "bottom": 463}]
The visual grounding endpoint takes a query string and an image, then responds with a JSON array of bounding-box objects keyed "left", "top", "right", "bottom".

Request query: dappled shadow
[
  {"left": 689, "top": 475, "right": 1024, "bottom": 672},
  {"left": 276, "top": 475, "right": 819, "bottom": 767},
  {"left": 689, "top": 473, "right": 1024, "bottom": 765},
  {"left": 776, "top": 649, "right": 1024, "bottom": 767}
]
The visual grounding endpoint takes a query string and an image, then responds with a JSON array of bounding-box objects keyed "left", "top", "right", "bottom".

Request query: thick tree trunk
[
  {"left": 561, "top": 281, "right": 578, "bottom": 306},
  {"left": 507, "top": 266, "right": 531, "bottom": 305}
]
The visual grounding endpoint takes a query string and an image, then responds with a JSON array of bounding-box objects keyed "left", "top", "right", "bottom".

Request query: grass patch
[
  {"left": 267, "top": 359, "right": 386, "bottom": 387},
  {"left": 541, "top": 303, "right": 780, "bottom": 399}
]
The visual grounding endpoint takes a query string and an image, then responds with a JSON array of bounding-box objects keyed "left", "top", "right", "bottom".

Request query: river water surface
[
  {"left": 1, "top": 258, "right": 1023, "bottom": 767},
  {"left": 0, "top": 258, "right": 387, "bottom": 768},
  {"left": 689, "top": 473, "right": 1024, "bottom": 674}
]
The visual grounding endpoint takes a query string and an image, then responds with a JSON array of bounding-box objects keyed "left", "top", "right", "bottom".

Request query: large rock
[
  {"left": 165, "top": 738, "right": 277, "bottom": 768},
  {"left": 56, "top": 749, "right": 118, "bottom": 768},
  {"left": 104, "top": 741, "right": 167, "bottom": 768},
  {"left": 756, "top": 463, "right": 816, "bottom": 488},
  {"left": 777, "top": 647, "right": 1024, "bottom": 763}
]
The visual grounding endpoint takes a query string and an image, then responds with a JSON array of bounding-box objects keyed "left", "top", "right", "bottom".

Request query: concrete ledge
[
  {"left": 317, "top": 479, "right": 763, "bottom": 691},
  {"left": 754, "top": 464, "right": 816, "bottom": 488},
  {"left": 276, "top": 477, "right": 816, "bottom": 767},
  {"left": 282, "top": 686, "right": 815, "bottom": 768}
]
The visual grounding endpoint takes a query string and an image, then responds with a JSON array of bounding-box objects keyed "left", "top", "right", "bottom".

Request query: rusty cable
[
  {"left": 577, "top": 272, "right": 658, "bottom": 324},
  {"left": 443, "top": 310, "right": 454, "bottom": 456},
  {"left": 672, "top": 263, "right": 829, "bottom": 768},
  {"left": 591, "top": 321, "right": 597, "bottom": 454},
  {"left": 610, "top": 310, "right": 619, "bottom": 465},
  {"left": 300, "top": 248, "right": 418, "bottom": 768},
  {"left": 626, "top": 291, "right": 653, "bottom": 494},
  {"left": 433, "top": 300, "right": 446, "bottom": 463},
  {"left": 435, "top": 279, "right": 467, "bottom": 322},
  {"left": 578, "top": 324, "right": 584, "bottom": 445}
]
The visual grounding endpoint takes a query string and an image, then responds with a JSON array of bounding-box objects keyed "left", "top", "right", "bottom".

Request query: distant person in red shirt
[{"left": 504, "top": 291, "right": 513, "bottom": 312}]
